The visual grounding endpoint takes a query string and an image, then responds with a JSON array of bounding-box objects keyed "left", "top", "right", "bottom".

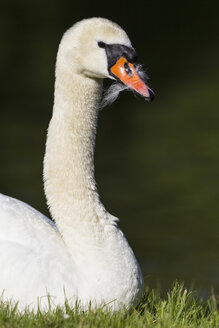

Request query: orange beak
[{"left": 110, "top": 56, "right": 154, "bottom": 100}]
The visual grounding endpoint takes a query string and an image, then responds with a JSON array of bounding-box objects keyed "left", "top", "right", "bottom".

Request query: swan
[{"left": 0, "top": 17, "right": 154, "bottom": 312}]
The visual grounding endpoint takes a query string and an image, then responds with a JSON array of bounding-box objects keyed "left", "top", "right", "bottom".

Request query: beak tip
[{"left": 148, "top": 88, "right": 155, "bottom": 102}]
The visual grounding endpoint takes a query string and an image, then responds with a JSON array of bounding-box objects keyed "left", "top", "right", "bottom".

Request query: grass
[{"left": 0, "top": 283, "right": 218, "bottom": 327}]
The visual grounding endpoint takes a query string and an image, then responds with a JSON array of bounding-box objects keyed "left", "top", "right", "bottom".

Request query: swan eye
[
  {"left": 124, "top": 62, "right": 133, "bottom": 77},
  {"left": 98, "top": 41, "right": 106, "bottom": 48}
]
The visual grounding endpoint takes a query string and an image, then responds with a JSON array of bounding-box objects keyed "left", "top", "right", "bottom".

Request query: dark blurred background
[{"left": 0, "top": 0, "right": 219, "bottom": 295}]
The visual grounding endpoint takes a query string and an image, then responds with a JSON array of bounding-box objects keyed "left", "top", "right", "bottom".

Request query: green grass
[{"left": 0, "top": 283, "right": 218, "bottom": 327}]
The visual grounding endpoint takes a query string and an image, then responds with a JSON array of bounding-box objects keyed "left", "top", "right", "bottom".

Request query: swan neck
[{"left": 44, "top": 68, "right": 106, "bottom": 229}]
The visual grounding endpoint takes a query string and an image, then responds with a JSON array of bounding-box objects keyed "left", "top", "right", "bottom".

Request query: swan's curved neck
[{"left": 44, "top": 66, "right": 107, "bottom": 234}]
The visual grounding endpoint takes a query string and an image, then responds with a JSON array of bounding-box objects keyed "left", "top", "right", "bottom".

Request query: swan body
[
  {"left": 0, "top": 17, "right": 153, "bottom": 311},
  {"left": 0, "top": 194, "right": 141, "bottom": 311}
]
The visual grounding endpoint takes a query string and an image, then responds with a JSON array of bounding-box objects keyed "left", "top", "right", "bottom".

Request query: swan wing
[{"left": 0, "top": 193, "right": 78, "bottom": 309}]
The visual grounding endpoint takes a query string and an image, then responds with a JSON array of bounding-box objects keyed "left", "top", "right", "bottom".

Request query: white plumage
[{"left": 0, "top": 18, "right": 145, "bottom": 312}]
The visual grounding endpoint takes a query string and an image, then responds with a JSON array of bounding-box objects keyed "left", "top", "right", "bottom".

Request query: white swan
[{"left": 0, "top": 17, "right": 154, "bottom": 312}]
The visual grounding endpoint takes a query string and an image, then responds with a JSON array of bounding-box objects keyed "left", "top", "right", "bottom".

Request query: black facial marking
[
  {"left": 98, "top": 42, "right": 138, "bottom": 72},
  {"left": 98, "top": 41, "right": 106, "bottom": 48},
  {"left": 106, "top": 44, "right": 138, "bottom": 68}
]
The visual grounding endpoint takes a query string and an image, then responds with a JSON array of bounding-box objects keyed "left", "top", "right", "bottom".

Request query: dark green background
[{"left": 1, "top": 1, "right": 219, "bottom": 295}]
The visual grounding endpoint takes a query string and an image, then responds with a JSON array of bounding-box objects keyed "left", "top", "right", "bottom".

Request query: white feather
[{"left": 100, "top": 82, "right": 128, "bottom": 108}]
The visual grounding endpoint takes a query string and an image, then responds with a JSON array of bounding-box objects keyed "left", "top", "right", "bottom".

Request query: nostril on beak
[{"left": 148, "top": 88, "right": 155, "bottom": 101}]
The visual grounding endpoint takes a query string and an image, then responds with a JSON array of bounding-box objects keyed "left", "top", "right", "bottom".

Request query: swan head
[{"left": 57, "top": 17, "right": 154, "bottom": 101}]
